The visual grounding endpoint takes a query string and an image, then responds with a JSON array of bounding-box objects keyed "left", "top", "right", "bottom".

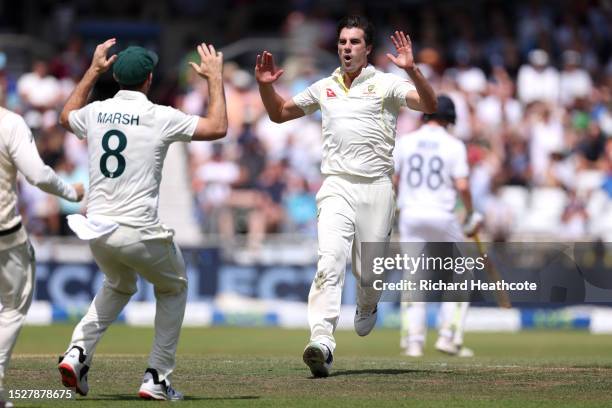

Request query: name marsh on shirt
[{"left": 97, "top": 112, "right": 140, "bottom": 126}]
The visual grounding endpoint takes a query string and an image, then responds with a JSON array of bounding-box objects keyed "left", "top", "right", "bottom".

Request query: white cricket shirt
[
  {"left": 293, "top": 65, "right": 415, "bottom": 178},
  {"left": 0, "top": 107, "right": 77, "bottom": 250},
  {"left": 394, "top": 124, "right": 468, "bottom": 213},
  {"left": 68, "top": 90, "right": 198, "bottom": 232}
]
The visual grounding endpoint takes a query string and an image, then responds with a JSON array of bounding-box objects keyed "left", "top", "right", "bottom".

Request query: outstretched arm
[
  {"left": 10, "top": 116, "right": 84, "bottom": 202},
  {"left": 255, "top": 51, "right": 304, "bottom": 123},
  {"left": 387, "top": 31, "right": 437, "bottom": 114},
  {"left": 60, "top": 38, "right": 117, "bottom": 132},
  {"left": 189, "top": 43, "right": 228, "bottom": 141}
]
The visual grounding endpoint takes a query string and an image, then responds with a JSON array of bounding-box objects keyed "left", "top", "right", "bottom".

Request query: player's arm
[
  {"left": 189, "top": 43, "right": 228, "bottom": 141},
  {"left": 392, "top": 142, "right": 403, "bottom": 195},
  {"left": 9, "top": 117, "right": 84, "bottom": 202},
  {"left": 455, "top": 178, "right": 473, "bottom": 214},
  {"left": 454, "top": 177, "right": 482, "bottom": 237},
  {"left": 59, "top": 38, "right": 117, "bottom": 132},
  {"left": 386, "top": 31, "right": 437, "bottom": 114},
  {"left": 255, "top": 51, "right": 305, "bottom": 123},
  {"left": 392, "top": 173, "right": 399, "bottom": 194}
]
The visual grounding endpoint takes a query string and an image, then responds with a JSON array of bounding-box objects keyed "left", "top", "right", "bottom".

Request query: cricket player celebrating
[
  {"left": 57, "top": 39, "right": 227, "bottom": 400},
  {"left": 394, "top": 95, "right": 482, "bottom": 357},
  {"left": 255, "top": 15, "right": 436, "bottom": 377},
  {"left": 0, "top": 107, "right": 83, "bottom": 408}
]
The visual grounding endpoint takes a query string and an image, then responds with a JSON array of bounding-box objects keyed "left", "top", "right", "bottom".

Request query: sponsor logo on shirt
[
  {"left": 363, "top": 84, "right": 376, "bottom": 95},
  {"left": 326, "top": 88, "right": 337, "bottom": 98}
]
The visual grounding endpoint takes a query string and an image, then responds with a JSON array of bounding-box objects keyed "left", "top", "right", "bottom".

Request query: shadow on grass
[
  {"left": 328, "top": 368, "right": 453, "bottom": 377},
  {"left": 92, "top": 394, "right": 260, "bottom": 401}
]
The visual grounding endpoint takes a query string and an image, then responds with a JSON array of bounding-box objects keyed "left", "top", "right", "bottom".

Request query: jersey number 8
[{"left": 100, "top": 130, "right": 127, "bottom": 179}]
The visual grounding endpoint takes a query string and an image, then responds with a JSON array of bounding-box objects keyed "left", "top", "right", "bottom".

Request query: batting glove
[{"left": 463, "top": 211, "right": 484, "bottom": 237}]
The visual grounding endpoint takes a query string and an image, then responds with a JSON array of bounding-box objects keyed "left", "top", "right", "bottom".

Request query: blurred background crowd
[{"left": 1, "top": 0, "right": 611, "bottom": 247}]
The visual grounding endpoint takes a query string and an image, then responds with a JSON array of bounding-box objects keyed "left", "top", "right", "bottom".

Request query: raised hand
[
  {"left": 255, "top": 51, "right": 284, "bottom": 84},
  {"left": 90, "top": 38, "right": 117, "bottom": 74},
  {"left": 189, "top": 42, "right": 224, "bottom": 80},
  {"left": 386, "top": 31, "right": 415, "bottom": 71}
]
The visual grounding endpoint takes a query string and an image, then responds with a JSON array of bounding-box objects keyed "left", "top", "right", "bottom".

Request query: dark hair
[
  {"left": 336, "top": 15, "right": 374, "bottom": 46},
  {"left": 119, "top": 77, "right": 149, "bottom": 91},
  {"left": 423, "top": 95, "right": 456, "bottom": 125}
]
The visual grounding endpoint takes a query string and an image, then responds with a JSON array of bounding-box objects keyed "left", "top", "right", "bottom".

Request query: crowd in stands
[{"left": 3, "top": 1, "right": 611, "bottom": 244}]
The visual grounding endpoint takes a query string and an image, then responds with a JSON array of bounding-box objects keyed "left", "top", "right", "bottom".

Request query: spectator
[
  {"left": 503, "top": 132, "right": 531, "bottom": 186},
  {"left": 560, "top": 188, "right": 589, "bottom": 239},
  {"left": 17, "top": 59, "right": 62, "bottom": 115},
  {"left": 223, "top": 128, "right": 273, "bottom": 248},
  {"left": 469, "top": 144, "right": 501, "bottom": 213},
  {"left": 50, "top": 36, "right": 88, "bottom": 81},
  {"left": 527, "top": 103, "right": 565, "bottom": 185},
  {"left": 0, "top": 52, "right": 8, "bottom": 108},
  {"left": 559, "top": 50, "right": 593, "bottom": 108},
  {"left": 600, "top": 138, "right": 612, "bottom": 199},
  {"left": 484, "top": 179, "right": 514, "bottom": 242},
  {"left": 18, "top": 179, "right": 59, "bottom": 235},
  {"left": 452, "top": 49, "right": 487, "bottom": 97},
  {"left": 283, "top": 173, "right": 317, "bottom": 234},
  {"left": 3, "top": 1, "right": 611, "bottom": 243},
  {"left": 476, "top": 67, "right": 523, "bottom": 130},
  {"left": 517, "top": 49, "right": 559, "bottom": 105},
  {"left": 255, "top": 159, "right": 287, "bottom": 239},
  {"left": 193, "top": 143, "right": 240, "bottom": 238},
  {"left": 546, "top": 150, "right": 577, "bottom": 188},
  {"left": 576, "top": 122, "right": 607, "bottom": 170}
]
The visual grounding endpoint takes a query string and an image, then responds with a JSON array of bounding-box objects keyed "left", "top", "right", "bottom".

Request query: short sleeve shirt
[
  {"left": 293, "top": 65, "right": 416, "bottom": 178},
  {"left": 394, "top": 124, "right": 469, "bottom": 213},
  {"left": 69, "top": 90, "right": 198, "bottom": 228}
]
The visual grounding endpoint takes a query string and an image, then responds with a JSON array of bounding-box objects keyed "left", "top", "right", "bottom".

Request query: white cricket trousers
[
  {"left": 309, "top": 175, "right": 395, "bottom": 353},
  {"left": 400, "top": 302, "right": 469, "bottom": 347},
  {"left": 66, "top": 225, "right": 187, "bottom": 382},
  {"left": 398, "top": 210, "right": 469, "bottom": 348},
  {"left": 0, "top": 241, "right": 35, "bottom": 399}
]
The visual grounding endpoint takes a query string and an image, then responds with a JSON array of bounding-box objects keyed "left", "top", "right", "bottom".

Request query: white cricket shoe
[
  {"left": 138, "top": 368, "right": 184, "bottom": 401},
  {"left": 403, "top": 342, "right": 424, "bottom": 357},
  {"left": 0, "top": 399, "right": 15, "bottom": 408},
  {"left": 354, "top": 305, "right": 378, "bottom": 336},
  {"left": 302, "top": 342, "right": 333, "bottom": 378},
  {"left": 435, "top": 337, "right": 459, "bottom": 355},
  {"left": 58, "top": 346, "right": 90, "bottom": 396}
]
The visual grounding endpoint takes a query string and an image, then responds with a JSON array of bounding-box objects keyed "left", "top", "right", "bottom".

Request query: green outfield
[{"left": 6, "top": 325, "right": 612, "bottom": 407}]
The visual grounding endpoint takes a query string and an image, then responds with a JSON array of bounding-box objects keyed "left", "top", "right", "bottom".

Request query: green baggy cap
[{"left": 113, "top": 46, "right": 159, "bottom": 86}]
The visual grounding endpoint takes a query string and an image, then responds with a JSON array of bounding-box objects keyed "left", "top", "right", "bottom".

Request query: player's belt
[{"left": 0, "top": 222, "right": 22, "bottom": 236}]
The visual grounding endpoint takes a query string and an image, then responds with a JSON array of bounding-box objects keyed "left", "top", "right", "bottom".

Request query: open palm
[
  {"left": 255, "top": 51, "right": 284, "bottom": 84},
  {"left": 90, "top": 38, "right": 117, "bottom": 74},
  {"left": 189, "top": 42, "right": 223, "bottom": 79},
  {"left": 386, "top": 31, "right": 415, "bottom": 70}
]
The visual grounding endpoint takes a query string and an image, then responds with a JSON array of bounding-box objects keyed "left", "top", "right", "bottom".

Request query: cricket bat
[{"left": 474, "top": 233, "right": 512, "bottom": 309}]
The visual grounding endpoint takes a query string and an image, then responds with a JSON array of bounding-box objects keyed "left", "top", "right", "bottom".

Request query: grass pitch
[{"left": 6, "top": 325, "right": 612, "bottom": 407}]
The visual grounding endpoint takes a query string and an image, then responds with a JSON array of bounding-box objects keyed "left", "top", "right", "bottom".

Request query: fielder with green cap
[
  {"left": 56, "top": 38, "right": 227, "bottom": 400},
  {"left": 112, "top": 45, "right": 159, "bottom": 86}
]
